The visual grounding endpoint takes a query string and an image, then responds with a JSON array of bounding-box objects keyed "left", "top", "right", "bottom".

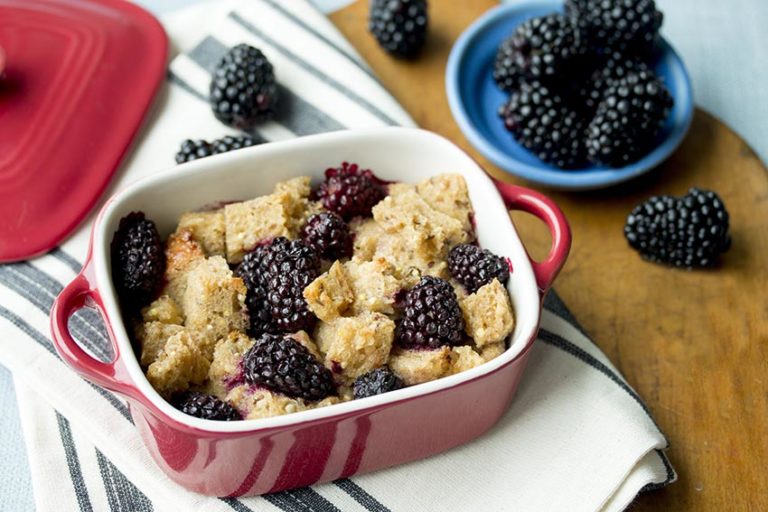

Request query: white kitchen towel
[{"left": 0, "top": 1, "right": 675, "bottom": 511}]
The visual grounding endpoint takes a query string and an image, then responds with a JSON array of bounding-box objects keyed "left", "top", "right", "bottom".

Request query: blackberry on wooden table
[
  {"left": 624, "top": 188, "right": 731, "bottom": 268},
  {"left": 369, "top": 0, "right": 428, "bottom": 58}
]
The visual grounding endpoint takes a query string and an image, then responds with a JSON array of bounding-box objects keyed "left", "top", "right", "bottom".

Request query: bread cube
[
  {"left": 415, "top": 174, "right": 473, "bottom": 232},
  {"left": 225, "top": 385, "right": 306, "bottom": 420},
  {"left": 289, "top": 330, "right": 322, "bottom": 360},
  {"left": 450, "top": 345, "right": 485, "bottom": 375},
  {"left": 225, "top": 385, "right": 341, "bottom": 420},
  {"left": 372, "top": 189, "right": 469, "bottom": 277},
  {"left": 206, "top": 331, "right": 254, "bottom": 397},
  {"left": 460, "top": 278, "right": 515, "bottom": 347},
  {"left": 181, "top": 256, "right": 247, "bottom": 358},
  {"left": 372, "top": 188, "right": 469, "bottom": 249},
  {"left": 374, "top": 232, "right": 451, "bottom": 285},
  {"left": 388, "top": 347, "right": 453, "bottom": 386},
  {"left": 177, "top": 209, "right": 226, "bottom": 257},
  {"left": 136, "top": 321, "right": 185, "bottom": 367},
  {"left": 273, "top": 177, "right": 311, "bottom": 235},
  {"left": 163, "top": 230, "right": 206, "bottom": 305},
  {"left": 315, "top": 312, "right": 395, "bottom": 382},
  {"left": 480, "top": 341, "right": 506, "bottom": 362},
  {"left": 343, "top": 258, "right": 401, "bottom": 315},
  {"left": 224, "top": 194, "right": 292, "bottom": 263},
  {"left": 349, "top": 218, "right": 382, "bottom": 262},
  {"left": 141, "top": 295, "right": 184, "bottom": 325},
  {"left": 303, "top": 261, "right": 353, "bottom": 322},
  {"left": 146, "top": 330, "right": 209, "bottom": 397}
]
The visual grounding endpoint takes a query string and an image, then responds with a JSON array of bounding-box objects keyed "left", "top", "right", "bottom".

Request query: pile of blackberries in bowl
[{"left": 494, "top": 0, "right": 678, "bottom": 170}]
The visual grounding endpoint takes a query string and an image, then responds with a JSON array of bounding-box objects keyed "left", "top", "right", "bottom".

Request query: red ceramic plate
[{"left": 0, "top": 0, "right": 167, "bottom": 262}]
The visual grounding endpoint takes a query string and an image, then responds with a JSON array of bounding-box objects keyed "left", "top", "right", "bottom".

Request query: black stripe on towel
[
  {"left": 265, "top": 488, "right": 341, "bottom": 512},
  {"left": 639, "top": 450, "right": 676, "bottom": 492},
  {"left": 96, "top": 451, "right": 154, "bottom": 512},
  {"left": 221, "top": 487, "right": 342, "bottom": 512},
  {"left": 50, "top": 247, "right": 84, "bottom": 274},
  {"left": 219, "top": 497, "right": 256, "bottom": 512},
  {"left": 261, "top": 0, "right": 381, "bottom": 84},
  {"left": 543, "top": 291, "right": 675, "bottom": 490},
  {"left": 57, "top": 413, "right": 94, "bottom": 512},
  {"left": 543, "top": 290, "right": 590, "bottom": 340},
  {"left": 537, "top": 326, "right": 675, "bottom": 488},
  {"left": 167, "top": 70, "right": 207, "bottom": 102},
  {"left": 334, "top": 479, "right": 391, "bottom": 512},
  {"left": 0, "top": 304, "right": 132, "bottom": 422},
  {"left": 188, "top": 36, "right": 346, "bottom": 136},
  {"left": 229, "top": 12, "right": 398, "bottom": 127},
  {"left": 537, "top": 327, "right": 667, "bottom": 443},
  {"left": 0, "top": 263, "right": 112, "bottom": 362}
]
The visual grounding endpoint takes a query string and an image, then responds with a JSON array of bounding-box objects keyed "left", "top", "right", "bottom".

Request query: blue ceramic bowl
[{"left": 445, "top": 0, "right": 694, "bottom": 190}]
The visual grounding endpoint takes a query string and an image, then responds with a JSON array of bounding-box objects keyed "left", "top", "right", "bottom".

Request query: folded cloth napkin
[{"left": 0, "top": 1, "right": 675, "bottom": 510}]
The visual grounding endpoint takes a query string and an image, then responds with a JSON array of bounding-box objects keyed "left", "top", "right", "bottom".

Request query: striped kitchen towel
[{"left": 0, "top": 1, "right": 675, "bottom": 511}]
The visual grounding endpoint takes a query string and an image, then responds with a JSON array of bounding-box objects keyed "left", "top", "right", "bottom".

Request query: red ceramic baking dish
[{"left": 50, "top": 128, "right": 570, "bottom": 496}]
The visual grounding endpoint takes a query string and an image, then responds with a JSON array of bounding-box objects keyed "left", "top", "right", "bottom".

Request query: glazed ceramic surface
[
  {"left": 0, "top": 0, "right": 167, "bottom": 261},
  {"left": 51, "top": 128, "right": 570, "bottom": 496}
]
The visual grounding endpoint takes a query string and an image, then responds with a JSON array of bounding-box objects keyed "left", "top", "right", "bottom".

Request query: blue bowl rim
[{"left": 445, "top": 0, "right": 695, "bottom": 191}]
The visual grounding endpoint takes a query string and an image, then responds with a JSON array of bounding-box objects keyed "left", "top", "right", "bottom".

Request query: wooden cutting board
[{"left": 330, "top": 2, "right": 768, "bottom": 510}]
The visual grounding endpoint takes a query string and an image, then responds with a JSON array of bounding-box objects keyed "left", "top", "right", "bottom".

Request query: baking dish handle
[
  {"left": 50, "top": 257, "right": 140, "bottom": 399},
  {"left": 493, "top": 181, "right": 571, "bottom": 295}
]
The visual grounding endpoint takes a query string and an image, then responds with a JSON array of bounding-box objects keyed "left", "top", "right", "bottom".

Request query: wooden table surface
[{"left": 330, "top": 1, "right": 768, "bottom": 510}]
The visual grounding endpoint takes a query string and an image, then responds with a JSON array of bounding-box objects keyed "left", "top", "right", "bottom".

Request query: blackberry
[
  {"left": 585, "top": 70, "right": 672, "bottom": 167},
  {"left": 176, "top": 139, "right": 212, "bottom": 164},
  {"left": 624, "top": 188, "right": 731, "bottom": 268},
  {"left": 110, "top": 212, "right": 165, "bottom": 306},
  {"left": 301, "top": 212, "right": 353, "bottom": 260},
  {"left": 493, "top": 13, "right": 583, "bottom": 93},
  {"left": 573, "top": 52, "right": 651, "bottom": 113},
  {"left": 210, "top": 44, "right": 278, "bottom": 129},
  {"left": 499, "top": 81, "right": 588, "bottom": 169},
  {"left": 369, "top": 0, "right": 428, "bottom": 58},
  {"left": 175, "top": 392, "right": 241, "bottom": 421},
  {"left": 243, "top": 333, "right": 335, "bottom": 401},
  {"left": 262, "top": 238, "right": 320, "bottom": 332},
  {"left": 395, "top": 276, "right": 465, "bottom": 349},
  {"left": 565, "top": 0, "right": 663, "bottom": 56},
  {"left": 312, "top": 162, "right": 387, "bottom": 221},
  {"left": 235, "top": 245, "right": 276, "bottom": 337},
  {"left": 175, "top": 135, "right": 260, "bottom": 164},
  {"left": 448, "top": 244, "right": 510, "bottom": 293},
  {"left": 353, "top": 367, "right": 405, "bottom": 399}
]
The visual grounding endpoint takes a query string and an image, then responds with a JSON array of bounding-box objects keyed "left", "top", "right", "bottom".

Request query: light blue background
[{"left": 2, "top": 0, "right": 766, "bottom": 509}]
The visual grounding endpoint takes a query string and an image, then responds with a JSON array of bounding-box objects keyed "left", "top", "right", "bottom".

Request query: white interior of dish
[{"left": 92, "top": 127, "right": 541, "bottom": 432}]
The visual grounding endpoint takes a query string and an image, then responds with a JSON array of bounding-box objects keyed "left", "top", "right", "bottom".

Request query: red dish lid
[{"left": 0, "top": 0, "right": 167, "bottom": 262}]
